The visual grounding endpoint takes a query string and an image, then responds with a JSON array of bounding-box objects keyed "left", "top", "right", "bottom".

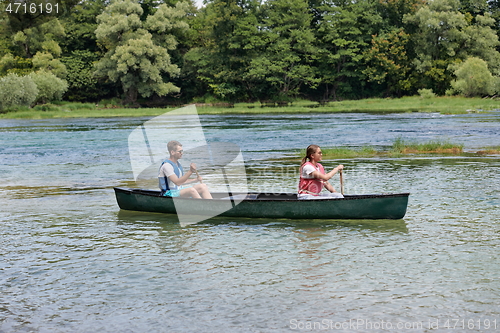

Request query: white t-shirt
[
  {"left": 159, "top": 162, "right": 184, "bottom": 190},
  {"left": 301, "top": 163, "right": 321, "bottom": 179}
]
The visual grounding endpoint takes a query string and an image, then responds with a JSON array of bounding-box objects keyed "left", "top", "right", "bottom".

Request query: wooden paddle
[
  {"left": 195, "top": 170, "right": 202, "bottom": 183},
  {"left": 339, "top": 169, "right": 344, "bottom": 195}
]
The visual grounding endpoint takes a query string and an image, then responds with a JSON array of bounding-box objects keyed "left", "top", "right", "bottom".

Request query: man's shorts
[{"left": 163, "top": 189, "right": 181, "bottom": 197}]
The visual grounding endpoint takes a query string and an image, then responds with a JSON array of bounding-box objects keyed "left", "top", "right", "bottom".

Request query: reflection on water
[
  {"left": 1, "top": 113, "right": 499, "bottom": 332},
  {"left": 117, "top": 210, "right": 409, "bottom": 233}
]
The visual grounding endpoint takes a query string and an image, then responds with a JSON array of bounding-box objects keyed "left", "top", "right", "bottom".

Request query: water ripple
[{"left": 1, "top": 115, "right": 499, "bottom": 332}]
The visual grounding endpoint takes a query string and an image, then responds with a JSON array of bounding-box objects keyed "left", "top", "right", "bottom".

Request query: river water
[{"left": 1, "top": 111, "right": 499, "bottom": 332}]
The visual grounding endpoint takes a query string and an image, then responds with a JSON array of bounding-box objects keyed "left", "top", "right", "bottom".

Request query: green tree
[
  {"left": 12, "top": 19, "right": 65, "bottom": 58},
  {"left": 1, "top": 18, "right": 67, "bottom": 78},
  {"left": 363, "top": 29, "right": 414, "bottom": 96},
  {"left": 246, "top": 0, "right": 319, "bottom": 101},
  {"left": 2, "top": 0, "right": 79, "bottom": 34},
  {"left": 32, "top": 52, "right": 67, "bottom": 78},
  {"left": 404, "top": 0, "right": 500, "bottom": 94},
  {"left": 184, "top": 0, "right": 263, "bottom": 102},
  {"left": 488, "top": 0, "right": 500, "bottom": 38},
  {"left": 59, "top": 0, "right": 107, "bottom": 54},
  {"left": 315, "top": 0, "right": 383, "bottom": 100},
  {"left": 376, "top": 0, "right": 425, "bottom": 28},
  {"left": 450, "top": 57, "right": 497, "bottom": 96},
  {"left": 0, "top": 17, "right": 12, "bottom": 58},
  {"left": 155, "top": 0, "right": 199, "bottom": 104},
  {"left": 458, "top": 0, "right": 488, "bottom": 16},
  {"left": 94, "top": 0, "right": 189, "bottom": 105},
  {"left": 58, "top": 0, "right": 119, "bottom": 102},
  {"left": 62, "top": 50, "right": 111, "bottom": 102},
  {"left": 461, "top": 14, "right": 500, "bottom": 74},
  {"left": 403, "top": 0, "right": 466, "bottom": 93},
  {"left": 0, "top": 53, "right": 33, "bottom": 76}
]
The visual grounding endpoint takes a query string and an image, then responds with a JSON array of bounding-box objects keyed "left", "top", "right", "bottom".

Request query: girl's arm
[
  {"left": 324, "top": 181, "right": 337, "bottom": 193},
  {"left": 310, "top": 164, "right": 344, "bottom": 181}
]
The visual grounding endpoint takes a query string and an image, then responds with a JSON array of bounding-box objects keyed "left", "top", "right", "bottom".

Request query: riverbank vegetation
[
  {"left": 476, "top": 146, "right": 500, "bottom": 155},
  {"left": 299, "top": 138, "right": 500, "bottom": 158},
  {"left": 1, "top": 96, "right": 499, "bottom": 119},
  {"left": 391, "top": 138, "right": 464, "bottom": 154},
  {"left": 3, "top": 0, "right": 500, "bottom": 113}
]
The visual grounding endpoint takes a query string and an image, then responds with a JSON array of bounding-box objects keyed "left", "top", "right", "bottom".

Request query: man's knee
[
  {"left": 195, "top": 184, "right": 208, "bottom": 192},
  {"left": 181, "top": 187, "right": 197, "bottom": 197}
]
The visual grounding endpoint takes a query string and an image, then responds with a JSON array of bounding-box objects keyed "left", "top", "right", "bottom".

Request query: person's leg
[
  {"left": 180, "top": 187, "right": 201, "bottom": 198},
  {"left": 192, "top": 183, "right": 213, "bottom": 199}
]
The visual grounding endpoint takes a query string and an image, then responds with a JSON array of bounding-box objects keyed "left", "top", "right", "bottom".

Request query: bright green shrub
[
  {"left": 32, "top": 103, "right": 60, "bottom": 111},
  {"left": 29, "top": 71, "right": 68, "bottom": 104},
  {"left": 417, "top": 88, "right": 436, "bottom": 98},
  {"left": 451, "top": 57, "right": 496, "bottom": 97},
  {"left": 0, "top": 73, "right": 38, "bottom": 110}
]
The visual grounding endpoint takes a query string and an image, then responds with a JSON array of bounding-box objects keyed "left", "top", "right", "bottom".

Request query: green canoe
[{"left": 114, "top": 187, "right": 409, "bottom": 220}]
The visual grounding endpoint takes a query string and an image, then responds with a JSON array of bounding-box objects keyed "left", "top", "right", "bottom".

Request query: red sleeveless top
[{"left": 298, "top": 161, "right": 325, "bottom": 195}]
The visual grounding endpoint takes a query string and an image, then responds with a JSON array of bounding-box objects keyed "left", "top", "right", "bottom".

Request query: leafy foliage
[
  {"left": 12, "top": 19, "right": 65, "bottom": 58},
  {"left": 363, "top": 29, "right": 414, "bottom": 96},
  {"left": 246, "top": 0, "right": 319, "bottom": 100},
  {"left": 315, "top": 0, "right": 383, "bottom": 100},
  {"left": 61, "top": 50, "right": 110, "bottom": 102},
  {"left": 0, "top": 73, "right": 38, "bottom": 110},
  {"left": 29, "top": 71, "right": 69, "bottom": 104},
  {"left": 2, "top": 0, "right": 500, "bottom": 106},
  {"left": 184, "top": 0, "right": 264, "bottom": 102},
  {"left": 94, "top": 0, "right": 189, "bottom": 105},
  {"left": 59, "top": 0, "right": 107, "bottom": 54},
  {"left": 417, "top": 88, "right": 436, "bottom": 98},
  {"left": 32, "top": 52, "right": 67, "bottom": 78},
  {"left": 0, "top": 54, "right": 33, "bottom": 76},
  {"left": 403, "top": 0, "right": 500, "bottom": 94},
  {"left": 450, "top": 57, "right": 497, "bottom": 96}
]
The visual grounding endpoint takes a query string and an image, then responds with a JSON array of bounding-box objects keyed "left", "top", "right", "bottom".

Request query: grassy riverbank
[
  {"left": 1, "top": 96, "right": 499, "bottom": 119},
  {"left": 298, "top": 138, "right": 500, "bottom": 158}
]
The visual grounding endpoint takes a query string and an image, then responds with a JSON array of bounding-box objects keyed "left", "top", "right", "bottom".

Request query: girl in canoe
[{"left": 298, "top": 144, "right": 344, "bottom": 199}]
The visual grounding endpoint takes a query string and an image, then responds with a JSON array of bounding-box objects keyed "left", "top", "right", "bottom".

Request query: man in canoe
[
  {"left": 158, "top": 140, "right": 213, "bottom": 199},
  {"left": 298, "top": 144, "right": 344, "bottom": 199}
]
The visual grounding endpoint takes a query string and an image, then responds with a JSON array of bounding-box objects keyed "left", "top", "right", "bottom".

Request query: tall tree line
[{"left": 1, "top": 0, "right": 500, "bottom": 106}]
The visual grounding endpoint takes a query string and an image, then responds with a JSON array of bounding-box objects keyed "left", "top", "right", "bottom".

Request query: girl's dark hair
[{"left": 301, "top": 144, "right": 320, "bottom": 165}]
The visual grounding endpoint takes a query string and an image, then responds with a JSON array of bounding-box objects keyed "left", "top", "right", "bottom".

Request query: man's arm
[
  {"left": 168, "top": 170, "right": 194, "bottom": 186},
  {"left": 168, "top": 163, "right": 203, "bottom": 186}
]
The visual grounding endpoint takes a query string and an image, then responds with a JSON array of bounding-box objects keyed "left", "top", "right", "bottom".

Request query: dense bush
[
  {"left": 61, "top": 50, "right": 110, "bottom": 102},
  {"left": 0, "top": 73, "right": 38, "bottom": 110},
  {"left": 29, "top": 71, "right": 69, "bottom": 104},
  {"left": 32, "top": 103, "right": 61, "bottom": 111},
  {"left": 451, "top": 57, "right": 497, "bottom": 97},
  {"left": 0, "top": 54, "right": 33, "bottom": 76},
  {"left": 3, "top": 0, "right": 500, "bottom": 103},
  {"left": 418, "top": 88, "right": 436, "bottom": 99}
]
